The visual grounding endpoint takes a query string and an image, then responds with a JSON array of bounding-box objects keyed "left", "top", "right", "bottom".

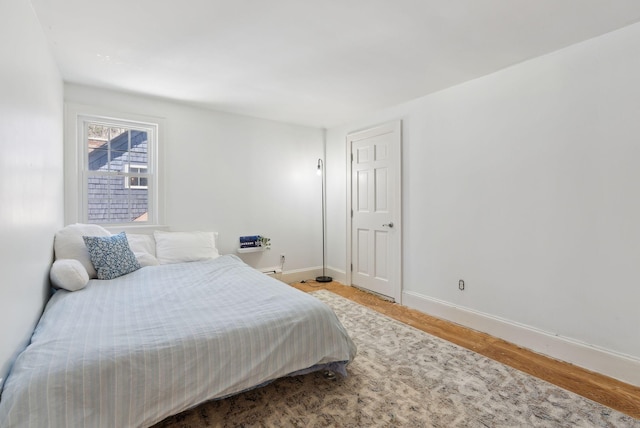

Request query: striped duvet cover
[{"left": 0, "top": 255, "right": 356, "bottom": 427}]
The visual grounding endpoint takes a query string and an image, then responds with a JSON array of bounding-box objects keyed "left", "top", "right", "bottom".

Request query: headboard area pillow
[
  {"left": 49, "top": 259, "right": 90, "bottom": 291},
  {"left": 154, "top": 230, "right": 219, "bottom": 264},
  {"left": 54, "top": 223, "right": 111, "bottom": 278},
  {"left": 126, "top": 233, "right": 159, "bottom": 267},
  {"left": 83, "top": 232, "right": 141, "bottom": 280}
]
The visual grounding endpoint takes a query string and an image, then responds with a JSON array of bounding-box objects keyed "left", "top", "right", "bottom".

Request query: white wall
[
  {"left": 326, "top": 22, "right": 640, "bottom": 385},
  {"left": 64, "top": 84, "right": 325, "bottom": 273},
  {"left": 0, "top": 0, "right": 64, "bottom": 387}
]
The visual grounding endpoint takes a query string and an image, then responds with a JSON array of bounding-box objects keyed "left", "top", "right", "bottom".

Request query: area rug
[{"left": 154, "top": 290, "right": 639, "bottom": 427}]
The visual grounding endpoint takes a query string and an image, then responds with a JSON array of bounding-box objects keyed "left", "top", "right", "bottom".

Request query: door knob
[{"left": 382, "top": 222, "right": 394, "bottom": 228}]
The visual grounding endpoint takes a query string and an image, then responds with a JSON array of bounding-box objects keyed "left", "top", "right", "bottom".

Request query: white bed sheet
[{"left": 0, "top": 255, "right": 356, "bottom": 427}]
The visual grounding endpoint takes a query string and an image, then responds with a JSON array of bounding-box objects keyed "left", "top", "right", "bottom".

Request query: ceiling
[{"left": 31, "top": 0, "right": 640, "bottom": 128}]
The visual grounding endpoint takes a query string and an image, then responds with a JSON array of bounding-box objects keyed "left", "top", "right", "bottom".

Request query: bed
[{"left": 0, "top": 227, "right": 356, "bottom": 427}]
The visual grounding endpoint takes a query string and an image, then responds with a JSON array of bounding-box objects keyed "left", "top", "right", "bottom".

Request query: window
[
  {"left": 79, "top": 115, "right": 158, "bottom": 225},
  {"left": 124, "top": 164, "right": 148, "bottom": 189}
]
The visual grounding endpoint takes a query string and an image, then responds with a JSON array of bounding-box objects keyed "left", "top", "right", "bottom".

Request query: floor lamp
[{"left": 316, "top": 158, "right": 332, "bottom": 283}]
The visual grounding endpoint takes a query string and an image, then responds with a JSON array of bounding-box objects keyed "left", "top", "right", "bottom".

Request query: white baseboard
[
  {"left": 278, "top": 267, "right": 321, "bottom": 284},
  {"left": 403, "top": 290, "right": 640, "bottom": 387},
  {"left": 276, "top": 266, "right": 346, "bottom": 285},
  {"left": 259, "top": 266, "right": 282, "bottom": 277},
  {"left": 326, "top": 266, "right": 346, "bottom": 284}
]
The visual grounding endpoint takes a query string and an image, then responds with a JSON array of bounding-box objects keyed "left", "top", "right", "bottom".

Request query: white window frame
[{"left": 64, "top": 104, "right": 162, "bottom": 228}]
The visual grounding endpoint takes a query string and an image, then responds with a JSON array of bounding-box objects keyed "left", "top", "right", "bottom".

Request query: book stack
[{"left": 239, "top": 235, "right": 261, "bottom": 248}]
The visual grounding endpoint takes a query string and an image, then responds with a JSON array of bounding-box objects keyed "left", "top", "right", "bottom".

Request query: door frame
[{"left": 345, "top": 120, "right": 402, "bottom": 303}]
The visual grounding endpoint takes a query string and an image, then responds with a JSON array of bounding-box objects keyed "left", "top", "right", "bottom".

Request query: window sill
[{"left": 103, "top": 224, "right": 170, "bottom": 234}]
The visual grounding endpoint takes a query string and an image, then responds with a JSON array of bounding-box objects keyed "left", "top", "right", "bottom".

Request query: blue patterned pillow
[{"left": 83, "top": 232, "right": 141, "bottom": 280}]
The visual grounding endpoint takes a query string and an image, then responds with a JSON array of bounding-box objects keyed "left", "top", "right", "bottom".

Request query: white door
[{"left": 347, "top": 121, "right": 401, "bottom": 302}]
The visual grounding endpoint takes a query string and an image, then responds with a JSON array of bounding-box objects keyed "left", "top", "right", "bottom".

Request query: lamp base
[{"left": 315, "top": 275, "right": 333, "bottom": 283}]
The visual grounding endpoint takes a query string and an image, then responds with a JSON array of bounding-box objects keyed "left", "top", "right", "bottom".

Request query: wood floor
[{"left": 290, "top": 280, "right": 640, "bottom": 420}]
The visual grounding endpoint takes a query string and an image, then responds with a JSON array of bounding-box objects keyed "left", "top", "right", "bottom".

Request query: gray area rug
[{"left": 155, "top": 290, "right": 639, "bottom": 427}]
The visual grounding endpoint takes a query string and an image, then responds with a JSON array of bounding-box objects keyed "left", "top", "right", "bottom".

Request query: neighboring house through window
[
  {"left": 79, "top": 115, "right": 158, "bottom": 224},
  {"left": 124, "top": 164, "right": 148, "bottom": 189}
]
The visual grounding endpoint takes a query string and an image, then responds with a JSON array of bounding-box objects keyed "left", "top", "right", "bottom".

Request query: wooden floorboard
[{"left": 290, "top": 280, "right": 640, "bottom": 420}]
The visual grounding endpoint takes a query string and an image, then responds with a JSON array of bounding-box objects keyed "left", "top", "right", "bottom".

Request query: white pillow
[
  {"left": 154, "top": 230, "right": 219, "bottom": 265},
  {"left": 126, "top": 233, "right": 156, "bottom": 257},
  {"left": 50, "top": 259, "right": 90, "bottom": 291},
  {"left": 126, "top": 233, "right": 159, "bottom": 266},
  {"left": 135, "top": 252, "right": 160, "bottom": 267},
  {"left": 54, "top": 223, "right": 111, "bottom": 278}
]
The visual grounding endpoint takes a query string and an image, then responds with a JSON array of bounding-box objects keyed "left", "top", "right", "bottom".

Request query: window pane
[
  {"left": 108, "top": 130, "right": 129, "bottom": 152},
  {"left": 88, "top": 124, "right": 110, "bottom": 141},
  {"left": 130, "top": 131, "right": 148, "bottom": 149},
  {"left": 129, "top": 130, "right": 148, "bottom": 166},
  {"left": 126, "top": 174, "right": 148, "bottom": 189},
  {"left": 108, "top": 194, "right": 134, "bottom": 223},
  {"left": 87, "top": 175, "right": 113, "bottom": 223},
  {"left": 129, "top": 186, "right": 149, "bottom": 222},
  {"left": 87, "top": 175, "right": 148, "bottom": 223},
  {"left": 86, "top": 126, "right": 148, "bottom": 170},
  {"left": 109, "top": 150, "right": 127, "bottom": 172},
  {"left": 109, "top": 127, "right": 127, "bottom": 141},
  {"left": 87, "top": 139, "right": 107, "bottom": 151},
  {"left": 88, "top": 149, "right": 109, "bottom": 171}
]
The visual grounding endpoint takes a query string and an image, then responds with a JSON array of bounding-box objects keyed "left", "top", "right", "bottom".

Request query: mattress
[{"left": 0, "top": 255, "right": 356, "bottom": 427}]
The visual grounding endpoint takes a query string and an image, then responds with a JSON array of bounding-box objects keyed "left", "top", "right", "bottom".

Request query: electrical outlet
[
  {"left": 280, "top": 254, "right": 285, "bottom": 263},
  {"left": 458, "top": 279, "right": 465, "bottom": 291}
]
